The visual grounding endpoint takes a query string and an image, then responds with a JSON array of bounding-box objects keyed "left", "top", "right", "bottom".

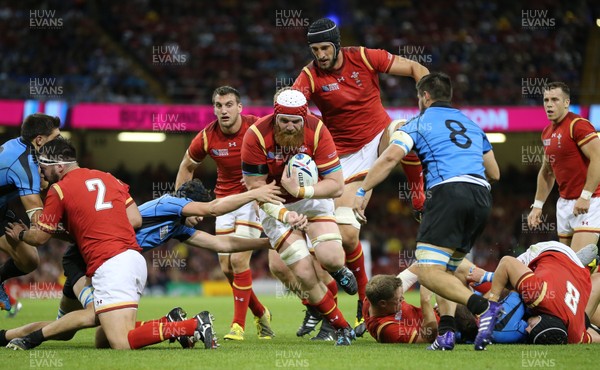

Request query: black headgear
[
  {"left": 175, "top": 179, "right": 213, "bottom": 202},
  {"left": 307, "top": 18, "right": 341, "bottom": 57},
  {"left": 528, "top": 314, "right": 568, "bottom": 344}
]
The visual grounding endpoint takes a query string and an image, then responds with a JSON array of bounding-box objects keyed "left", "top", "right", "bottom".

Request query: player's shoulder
[
  {"left": 242, "top": 114, "right": 260, "bottom": 125},
  {"left": 305, "top": 115, "right": 327, "bottom": 137},
  {"left": 342, "top": 46, "right": 364, "bottom": 55},
  {"left": 0, "top": 138, "right": 29, "bottom": 162},
  {"left": 300, "top": 60, "right": 316, "bottom": 73},
  {"left": 202, "top": 119, "right": 221, "bottom": 134},
  {"left": 251, "top": 114, "right": 275, "bottom": 131}
]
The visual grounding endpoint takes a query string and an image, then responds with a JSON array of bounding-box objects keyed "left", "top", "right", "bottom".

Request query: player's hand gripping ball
[{"left": 286, "top": 153, "right": 319, "bottom": 187}]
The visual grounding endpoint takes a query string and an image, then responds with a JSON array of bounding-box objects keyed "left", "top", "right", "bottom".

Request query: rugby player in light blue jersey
[
  {"left": 354, "top": 72, "right": 501, "bottom": 351},
  {"left": 0, "top": 114, "right": 61, "bottom": 313}
]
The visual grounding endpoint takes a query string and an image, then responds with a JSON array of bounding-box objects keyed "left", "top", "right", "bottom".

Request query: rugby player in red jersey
[
  {"left": 527, "top": 82, "right": 600, "bottom": 321},
  {"left": 293, "top": 18, "right": 429, "bottom": 333},
  {"left": 527, "top": 82, "right": 600, "bottom": 252},
  {"left": 241, "top": 89, "right": 356, "bottom": 345},
  {"left": 363, "top": 275, "right": 438, "bottom": 344},
  {"left": 6, "top": 138, "right": 216, "bottom": 350},
  {"left": 484, "top": 241, "right": 592, "bottom": 344},
  {"left": 176, "top": 86, "right": 274, "bottom": 340}
]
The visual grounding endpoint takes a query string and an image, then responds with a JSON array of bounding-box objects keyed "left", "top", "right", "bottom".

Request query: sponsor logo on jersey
[
  {"left": 322, "top": 83, "right": 340, "bottom": 92},
  {"left": 211, "top": 148, "right": 229, "bottom": 157},
  {"left": 159, "top": 225, "right": 169, "bottom": 241}
]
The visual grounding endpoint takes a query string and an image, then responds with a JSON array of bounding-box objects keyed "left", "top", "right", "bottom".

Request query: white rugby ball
[{"left": 286, "top": 153, "right": 319, "bottom": 187}]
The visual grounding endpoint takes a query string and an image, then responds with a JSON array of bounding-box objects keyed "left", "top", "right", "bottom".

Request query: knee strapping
[
  {"left": 279, "top": 240, "right": 310, "bottom": 266},
  {"left": 311, "top": 233, "right": 342, "bottom": 248},
  {"left": 415, "top": 246, "right": 451, "bottom": 268},
  {"left": 78, "top": 284, "right": 94, "bottom": 309}
]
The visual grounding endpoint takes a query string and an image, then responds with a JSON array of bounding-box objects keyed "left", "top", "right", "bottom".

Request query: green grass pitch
[{"left": 2, "top": 291, "right": 597, "bottom": 369}]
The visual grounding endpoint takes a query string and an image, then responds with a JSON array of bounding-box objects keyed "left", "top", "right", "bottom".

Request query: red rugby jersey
[
  {"left": 363, "top": 298, "right": 438, "bottom": 343},
  {"left": 38, "top": 168, "right": 140, "bottom": 276},
  {"left": 293, "top": 47, "right": 395, "bottom": 155},
  {"left": 187, "top": 115, "right": 259, "bottom": 198},
  {"left": 541, "top": 112, "right": 600, "bottom": 199},
  {"left": 241, "top": 114, "right": 341, "bottom": 204},
  {"left": 517, "top": 251, "right": 592, "bottom": 343}
]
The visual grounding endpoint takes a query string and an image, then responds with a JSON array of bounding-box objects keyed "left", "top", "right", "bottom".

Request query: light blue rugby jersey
[
  {"left": 0, "top": 138, "right": 41, "bottom": 210},
  {"left": 394, "top": 102, "right": 493, "bottom": 190},
  {"left": 136, "top": 194, "right": 197, "bottom": 250}
]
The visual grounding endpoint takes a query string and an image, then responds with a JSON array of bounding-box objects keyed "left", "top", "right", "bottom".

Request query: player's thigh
[
  {"left": 97, "top": 309, "right": 137, "bottom": 349},
  {"left": 218, "top": 253, "right": 232, "bottom": 273},
  {"left": 216, "top": 211, "right": 237, "bottom": 259},
  {"left": 570, "top": 198, "right": 600, "bottom": 246},
  {"left": 570, "top": 232, "right": 599, "bottom": 253},
  {"left": 307, "top": 220, "right": 344, "bottom": 267},
  {"left": 95, "top": 326, "right": 110, "bottom": 349},
  {"left": 92, "top": 250, "right": 146, "bottom": 326},
  {"left": 417, "top": 183, "right": 489, "bottom": 253},
  {"left": 278, "top": 232, "right": 315, "bottom": 287},
  {"left": 546, "top": 198, "right": 576, "bottom": 240}
]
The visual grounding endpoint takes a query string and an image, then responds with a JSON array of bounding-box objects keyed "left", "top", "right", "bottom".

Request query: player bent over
[
  {"left": 0, "top": 114, "right": 61, "bottom": 311},
  {"left": 4, "top": 138, "right": 217, "bottom": 350},
  {"left": 483, "top": 241, "right": 594, "bottom": 344},
  {"left": 2, "top": 177, "right": 281, "bottom": 349}
]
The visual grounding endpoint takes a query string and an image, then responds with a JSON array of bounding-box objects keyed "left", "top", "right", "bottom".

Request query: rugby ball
[{"left": 286, "top": 153, "right": 319, "bottom": 187}]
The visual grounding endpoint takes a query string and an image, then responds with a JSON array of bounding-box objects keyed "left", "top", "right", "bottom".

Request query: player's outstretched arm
[
  {"left": 126, "top": 202, "right": 142, "bottom": 229},
  {"left": 388, "top": 56, "right": 430, "bottom": 82},
  {"left": 353, "top": 144, "right": 407, "bottom": 223},
  {"left": 175, "top": 151, "right": 198, "bottom": 190},
  {"left": 487, "top": 256, "right": 532, "bottom": 303},
  {"left": 185, "top": 231, "right": 271, "bottom": 252},
  {"left": 5, "top": 221, "right": 51, "bottom": 246},
  {"left": 244, "top": 174, "right": 307, "bottom": 230},
  {"left": 181, "top": 181, "right": 283, "bottom": 218},
  {"left": 19, "top": 194, "right": 44, "bottom": 224}
]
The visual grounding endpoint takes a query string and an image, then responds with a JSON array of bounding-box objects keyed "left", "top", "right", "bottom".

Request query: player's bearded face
[
  {"left": 274, "top": 115, "right": 305, "bottom": 149},
  {"left": 311, "top": 43, "right": 337, "bottom": 70},
  {"left": 40, "top": 164, "right": 60, "bottom": 184}
]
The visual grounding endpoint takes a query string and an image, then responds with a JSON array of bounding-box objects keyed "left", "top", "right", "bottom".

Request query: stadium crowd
[{"left": 0, "top": 0, "right": 594, "bottom": 105}]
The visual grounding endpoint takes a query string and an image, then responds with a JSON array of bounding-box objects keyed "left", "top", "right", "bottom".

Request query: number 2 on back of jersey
[{"left": 85, "top": 179, "right": 113, "bottom": 211}]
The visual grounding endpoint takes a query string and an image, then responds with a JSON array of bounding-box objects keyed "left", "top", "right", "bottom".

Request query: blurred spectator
[{"left": 0, "top": 0, "right": 593, "bottom": 105}]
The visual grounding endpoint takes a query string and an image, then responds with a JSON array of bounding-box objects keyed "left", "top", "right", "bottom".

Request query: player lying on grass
[
  {"left": 479, "top": 241, "right": 596, "bottom": 344},
  {"left": 468, "top": 243, "right": 600, "bottom": 344},
  {"left": 363, "top": 243, "right": 599, "bottom": 346},
  {"left": 1, "top": 177, "right": 282, "bottom": 350}
]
